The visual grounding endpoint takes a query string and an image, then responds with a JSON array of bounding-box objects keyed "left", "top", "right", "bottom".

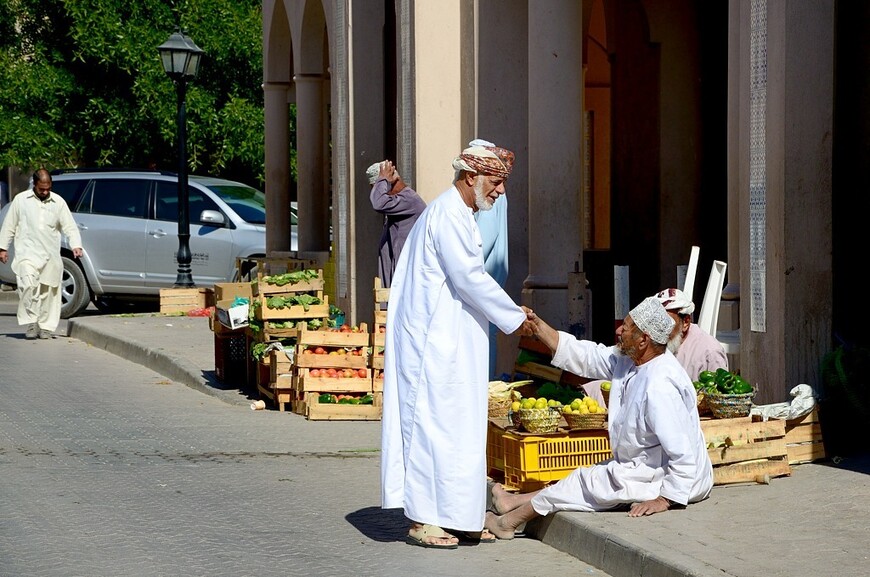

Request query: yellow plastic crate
[
  {"left": 502, "top": 428, "right": 611, "bottom": 492},
  {"left": 487, "top": 420, "right": 506, "bottom": 477}
]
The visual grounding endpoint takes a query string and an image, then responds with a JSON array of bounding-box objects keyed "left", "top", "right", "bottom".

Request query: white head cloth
[
  {"left": 469, "top": 138, "right": 495, "bottom": 148},
  {"left": 366, "top": 162, "right": 382, "bottom": 185},
  {"left": 629, "top": 297, "right": 675, "bottom": 345},
  {"left": 653, "top": 287, "right": 695, "bottom": 316}
]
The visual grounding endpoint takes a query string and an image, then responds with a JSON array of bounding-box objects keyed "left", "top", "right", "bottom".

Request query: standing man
[
  {"left": 469, "top": 139, "right": 511, "bottom": 378},
  {"left": 0, "top": 168, "right": 83, "bottom": 339},
  {"left": 653, "top": 288, "right": 729, "bottom": 381},
  {"left": 485, "top": 297, "right": 713, "bottom": 539},
  {"left": 368, "top": 160, "right": 426, "bottom": 288},
  {"left": 381, "top": 144, "right": 534, "bottom": 549}
]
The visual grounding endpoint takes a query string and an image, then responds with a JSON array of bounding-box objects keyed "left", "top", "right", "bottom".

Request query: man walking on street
[{"left": 0, "top": 168, "right": 83, "bottom": 339}]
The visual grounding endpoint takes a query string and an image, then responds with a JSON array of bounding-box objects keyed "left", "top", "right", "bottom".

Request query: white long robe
[
  {"left": 381, "top": 186, "right": 526, "bottom": 531},
  {"left": 530, "top": 333, "right": 713, "bottom": 514}
]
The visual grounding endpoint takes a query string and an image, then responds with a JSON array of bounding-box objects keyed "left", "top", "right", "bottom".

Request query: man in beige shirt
[{"left": 0, "top": 169, "right": 83, "bottom": 339}]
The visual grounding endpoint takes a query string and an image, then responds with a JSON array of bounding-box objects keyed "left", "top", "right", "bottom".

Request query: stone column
[
  {"left": 263, "top": 81, "right": 292, "bottom": 254},
  {"left": 523, "top": 1, "right": 584, "bottom": 334},
  {"left": 295, "top": 74, "right": 329, "bottom": 251}
]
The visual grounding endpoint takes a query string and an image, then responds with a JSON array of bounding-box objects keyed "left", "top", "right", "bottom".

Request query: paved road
[{"left": 0, "top": 301, "right": 610, "bottom": 577}]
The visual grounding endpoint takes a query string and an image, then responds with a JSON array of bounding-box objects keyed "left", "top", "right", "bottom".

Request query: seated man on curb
[
  {"left": 653, "top": 287, "right": 729, "bottom": 381},
  {"left": 582, "top": 287, "right": 729, "bottom": 405},
  {"left": 485, "top": 297, "right": 713, "bottom": 539}
]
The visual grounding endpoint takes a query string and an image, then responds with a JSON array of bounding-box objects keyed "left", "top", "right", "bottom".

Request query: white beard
[
  {"left": 667, "top": 332, "right": 683, "bottom": 355},
  {"left": 473, "top": 177, "right": 493, "bottom": 211}
]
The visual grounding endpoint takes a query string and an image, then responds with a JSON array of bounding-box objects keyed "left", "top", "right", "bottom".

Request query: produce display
[
  {"left": 694, "top": 368, "right": 753, "bottom": 395},
  {"left": 258, "top": 269, "right": 320, "bottom": 286},
  {"left": 317, "top": 393, "right": 374, "bottom": 404}
]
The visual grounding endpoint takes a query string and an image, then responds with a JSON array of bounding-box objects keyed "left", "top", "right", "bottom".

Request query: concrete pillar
[
  {"left": 295, "top": 74, "right": 329, "bottom": 251},
  {"left": 263, "top": 82, "right": 292, "bottom": 253},
  {"left": 732, "top": 1, "right": 834, "bottom": 403},
  {"left": 523, "top": 0, "right": 584, "bottom": 333}
]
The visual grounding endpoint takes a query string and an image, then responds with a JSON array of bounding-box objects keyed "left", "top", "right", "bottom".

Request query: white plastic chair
[
  {"left": 682, "top": 246, "right": 700, "bottom": 302},
  {"left": 697, "top": 260, "right": 727, "bottom": 336}
]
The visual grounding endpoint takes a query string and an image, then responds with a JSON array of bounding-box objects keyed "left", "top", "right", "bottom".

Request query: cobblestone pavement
[
  {"left": 0, "top": 302, "right": 608, "bottom": 577},
  {"left": 3, "top": 291, "right": 869, "bottom": 577}
]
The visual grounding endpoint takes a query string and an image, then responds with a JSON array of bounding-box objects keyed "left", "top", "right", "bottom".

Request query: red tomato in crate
[
  {"left": 309, "top": 369, "right": 321, "bottom": 377},
  {"left": 314, "top": 347, "right": 327, "bottom": 355},
  {"left": 357, "top": 368, "right": 368, "bottom": 378}
]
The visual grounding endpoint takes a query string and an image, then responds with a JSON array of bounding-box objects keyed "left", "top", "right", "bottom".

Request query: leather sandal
[{"left": 405, "top": 524, "right": 459, "bottom": 549}]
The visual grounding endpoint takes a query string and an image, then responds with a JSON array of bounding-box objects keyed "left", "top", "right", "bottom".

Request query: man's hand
[
  {"left": 628, "top": 496, "right": 671, "bottom": 517},
  {"left": 72, "top": 248, "right": 83, "bottom": 259},
  {"left": 378, "top": 160, "right": 399, "bottom": 184},
  {"left": 0, "top": 249, "right": 7, "bottom": 264},
  {"left": 513, "top": 306, "right": 536, "bottom": 336}
]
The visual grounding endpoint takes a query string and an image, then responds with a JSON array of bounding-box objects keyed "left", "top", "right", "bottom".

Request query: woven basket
[
  {"left": 564, "top": 411, "right": 608, "bottom": 430},
  {"left": 518, "top": 407, "right": 561, "bottom": 433},
  {"left": 704, "top": 390, "right": 755, "bottom": 419},
  {"left": 488, "top": 397, "right": 512, "bottom": 419},
  {"left": 696, "top": 391, "right": 712, "bottom": 416}
]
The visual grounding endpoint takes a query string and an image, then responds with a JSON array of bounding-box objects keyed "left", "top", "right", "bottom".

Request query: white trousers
[{"left": 16, "top": 262, "right": 61, "bottom": 331}]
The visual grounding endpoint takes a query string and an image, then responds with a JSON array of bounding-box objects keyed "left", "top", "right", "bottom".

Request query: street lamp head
[{"left": 158, "top": 29, "right": 204, "bottom": 81}]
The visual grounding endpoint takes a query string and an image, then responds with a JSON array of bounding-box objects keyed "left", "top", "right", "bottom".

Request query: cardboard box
[
  {"left": 214, "top": 282, "right": 252, "bottom": 302},
  {"left": 216, "top": 299, "right": 250, "bottom": 330}
]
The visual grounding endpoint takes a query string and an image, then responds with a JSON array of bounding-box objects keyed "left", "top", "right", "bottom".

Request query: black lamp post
[{"left": 158, "top": 29, "right": 204, "bottom": 288}]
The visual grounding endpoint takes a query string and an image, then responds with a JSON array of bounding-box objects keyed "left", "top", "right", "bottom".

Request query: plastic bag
[{"left": 749, "top": 384, "right": 816, "bottom": 421}]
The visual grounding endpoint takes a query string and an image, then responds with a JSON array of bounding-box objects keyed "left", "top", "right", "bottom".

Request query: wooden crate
[
  {"left": 252, "top": 269, "right": 325, "bottom": 297},
  {"left": 160, "top": 287, "right": 214, "bottom": 314},
  {"left": 294, "top": 367, "right": 373, "bottom": 394},
  {"left": 371, "top": 277, "right": 389, "bottom": 370},
  {"left": 257, "top": 382, "right": 294, "bottom": 412},
  {"left": 254, "top": 294, "right": 330, "bottom": 321},
  {"left": 236, "top": 256, "right": 322, "bottom": 280},
  {"left": 294, "top": 391, "right": 382, "bottom": 421},
  {"left": 752, "top": 407, "right": 826, "bottom": 464},
  {"left": 700, "top": 416, "right": 791, "bottom": 485}
]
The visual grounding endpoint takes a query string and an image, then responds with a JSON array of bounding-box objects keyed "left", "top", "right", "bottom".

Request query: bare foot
[
  {"left": 484, "top": 511, "right": 516, "bottom": 540},
  {"left": 491, "top": 483, "right": 519, "bottom": 514}
]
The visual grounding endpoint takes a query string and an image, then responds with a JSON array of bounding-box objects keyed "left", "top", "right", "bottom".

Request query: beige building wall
[{"left": 412, "top": 3, "right": 466, "bottom": 201}]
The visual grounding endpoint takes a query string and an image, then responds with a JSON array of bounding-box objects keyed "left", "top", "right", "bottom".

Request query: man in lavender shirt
[{"left": 368, "top": 160, "right": 427, "bottom": 288}]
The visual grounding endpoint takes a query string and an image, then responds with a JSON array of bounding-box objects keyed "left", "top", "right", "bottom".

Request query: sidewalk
[{"left": 51, "top": 306, "right": 869, "bottom": 577}]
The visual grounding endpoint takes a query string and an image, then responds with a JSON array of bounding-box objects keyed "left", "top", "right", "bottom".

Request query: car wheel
[{"left": 60, "top": 256, "right": 92, "bottom": 319}]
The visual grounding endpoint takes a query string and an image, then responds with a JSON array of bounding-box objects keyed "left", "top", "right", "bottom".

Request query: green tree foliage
[{"left": 0, "top": 0, "right": 272, "bottom": 187}]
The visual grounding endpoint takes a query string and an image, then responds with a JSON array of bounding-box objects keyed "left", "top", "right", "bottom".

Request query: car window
[
  {"left": 155, "top": 181, "right": 222, "bottom": 225},
  {"left": 78, "top": 179, "right": 149, "bottom": 218},
  {"left": 51, "top": 179, "right": 89, "bottom": 210},
  {"left": 205, "top": 184, "right": 266, "bottom": 224}
]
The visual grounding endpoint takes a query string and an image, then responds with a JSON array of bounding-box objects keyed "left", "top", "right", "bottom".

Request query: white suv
[{"left": 0, "top": 170, "right": 296, "bottom": 318}]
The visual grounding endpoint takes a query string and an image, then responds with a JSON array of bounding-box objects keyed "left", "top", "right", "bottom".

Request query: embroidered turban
[
  {"left": 629, "top": 297, "right": 675, "bottom": 345},
  {"left": 653, "top": 287, "right": 695, "bottom": 316},
  {"left": 452, "top": 144, "right": 514, "bottom": 179}
]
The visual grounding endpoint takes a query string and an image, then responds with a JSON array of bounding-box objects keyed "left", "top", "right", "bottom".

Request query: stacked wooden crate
[
  {"left": 250, "top": 267, "right": 330, "bottom": 410},
  {"left": 752, "top": 406, "right": 826, "bottom": 464},
  {"left": 291, "top": 323, "right": 380, "bottom": 420},
  {"left": 700, "top": 416, "right": 792, "bottom": 485},
  {"left": 370, "top": 277, "right": 389, "bottom": 397}
]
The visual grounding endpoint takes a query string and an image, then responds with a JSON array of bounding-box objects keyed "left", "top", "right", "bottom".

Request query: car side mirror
[{"left": 199, "top": 209, "right": 226, "bottom": 226}]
